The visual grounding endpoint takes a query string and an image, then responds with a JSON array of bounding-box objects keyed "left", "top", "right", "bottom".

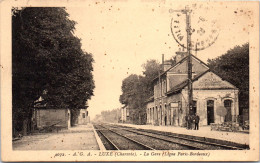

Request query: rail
[
  {"left": 105, "top": 123, "right": 248, "bottom": 150},
  {"left": 94, "top": 124, "right": 155, "bottom": 150}
]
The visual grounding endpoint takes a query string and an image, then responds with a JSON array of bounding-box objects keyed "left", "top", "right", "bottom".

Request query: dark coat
[{"left": 194, "top": 115, "right": 200, "bottom": 123}]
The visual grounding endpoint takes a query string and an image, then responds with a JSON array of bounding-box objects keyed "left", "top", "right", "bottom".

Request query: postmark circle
[{"left": 170, "top": 4, "right": 220, "bottom": 51}]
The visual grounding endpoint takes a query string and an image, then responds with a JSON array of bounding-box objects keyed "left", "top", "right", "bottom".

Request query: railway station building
[{"left": 146, "top": 52, "right": 239, "bottom": 127}]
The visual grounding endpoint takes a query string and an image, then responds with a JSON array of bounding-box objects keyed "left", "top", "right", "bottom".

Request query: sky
[{"left": 66, "top": 1, "right": 252, "bottom": 119}]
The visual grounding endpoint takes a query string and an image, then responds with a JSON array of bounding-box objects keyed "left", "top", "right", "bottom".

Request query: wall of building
[
  {"left": 121, "top": 107, "right": 130, "bottom": 123},
  {"left": 146, "top": 72, "right": 239, "bottom": 127},
  {"left": 167, "top": 56, "right": 208, "bottom": 89},
  {"left": 166, "top": 93, "right": 183, "bottom": 126},
  {"left": 35, "top": 109, "right": 70, "bottom": 129},
  {"left": 146, "top": 101, "right": 154, "bottom": 124},
  {"left": 121, "top": 107, "right": 127, "bottom": 122},
  {"left": 147, "top": 88, "right": 239, "bottom": 127},
  {"left": 154, "top": 75, "right": 167, "bottom": 99},
  {"left": 191, "top": 89, "right": 239, "bottom": 126},
  {"left": 147, "top": 93, "right": 183, "bottom": 126},
  {"left": 192, "top": 71, "right": 239, "bottom": 126},
  {"left": 77, "top": 109, "right": 89, "bottom": 125},
  {"left": 153, "top": 96, "right": 168, "bottom": 126},
  {"left": 146, "top": 55, "right": 239, "bottom": 128},
  {"left": 68, "top": 109, "right": 71, "bottom": 128}
]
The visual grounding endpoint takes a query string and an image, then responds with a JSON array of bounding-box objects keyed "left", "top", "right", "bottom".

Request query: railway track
[
  {"left": 110, "top": 124, "right": 248, "bottom": 150},
  {"left": 111, "top": 125, "right": 244, "bottom": 150},
  {"left": 94, "top": 123, "right": 248, "bottom": 150},
  {"left": 94, "top": 124, "right": 155, "bottom": 150}
]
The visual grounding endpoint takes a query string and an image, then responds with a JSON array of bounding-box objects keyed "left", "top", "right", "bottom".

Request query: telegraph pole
[
  {"left": 170, "top": 6, "right": 193, "bottom": 116},
  {"left": 170, "top": 5, "right": 219, "bottom": 116},
  {"left": 185, "top": 6, "right": 193, "bottom": 115}
]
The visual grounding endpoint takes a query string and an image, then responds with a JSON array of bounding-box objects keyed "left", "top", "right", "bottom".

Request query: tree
[
  {"left": 141, "top": 59, "right": 161, "bottom": 98},
  {"left": 12, "top": 7, "right": 94, "bottom": 135},
  {"left": 207, "top": 43, "right": 249, "bottom": 115},
  {"left": 119, "top": 60, "right": 160, "bottom": 124},
  {"left": 99, "top": 109, "right": 121, "bottom": 123}
]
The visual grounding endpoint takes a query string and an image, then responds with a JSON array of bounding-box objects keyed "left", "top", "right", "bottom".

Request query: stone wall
[
  {"left": 191, "top": 89, "right": 239, "bottom": 126},
  {"left": 36, "top": 109, "right": 70, "bottom": 129},
  {"left": 146, "top": 88, "right": 239, "bottom": 127}
]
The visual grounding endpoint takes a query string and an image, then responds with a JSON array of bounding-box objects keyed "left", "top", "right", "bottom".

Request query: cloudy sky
[{"left": 66, "top": 1, "right": 253, "bottom": 119}]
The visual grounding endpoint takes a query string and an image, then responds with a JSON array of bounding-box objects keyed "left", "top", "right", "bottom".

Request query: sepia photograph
[{"left": 1, "top": 0, "right": 259, "bottom": 161}]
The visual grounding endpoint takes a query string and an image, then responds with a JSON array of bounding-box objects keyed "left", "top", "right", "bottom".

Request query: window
[
  {"left": 163, "top": 80, "right": 166, "bottom": 94},
  {"left": 82, "top": 113, "right": 86, "bottom": 118},
  {"left": 224, "top": 100, "right": 232, "bottom": 107}
]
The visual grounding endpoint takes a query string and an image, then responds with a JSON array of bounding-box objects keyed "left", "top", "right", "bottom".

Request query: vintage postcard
[{"left": 0, "top": 0, "right": 259, "bottom": 161}]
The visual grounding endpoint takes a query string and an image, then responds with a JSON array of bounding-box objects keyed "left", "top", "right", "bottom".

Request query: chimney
[
  {"left": 163, "top": 61, "right": 172, "bottom": 71},
  {"left": 175, "top": 48, "right": 188, "bottom": 63},
  {"left": 161, "top": 54, "right": 164, "bottom": 71},
  {"left": 161, "top": 54, "right": 173, "bottom": 71}
]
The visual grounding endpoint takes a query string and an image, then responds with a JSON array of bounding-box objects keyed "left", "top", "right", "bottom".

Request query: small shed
[
  {"left": 33, "top": 108, "right": 71, "bottom": 129},
  {"left": 32, "top": 96, "right": 71, "bottom": 130}
]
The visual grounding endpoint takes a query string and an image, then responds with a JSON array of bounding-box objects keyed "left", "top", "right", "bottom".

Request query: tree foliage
[
  {"left": 12, "top": 7, "right": 94, "bottom": 132},
  {"left": 207, "top": 43, "right": 249, "bottom": 113},
  {"left": 141, "top": 59, "right": 161, "bottom": 98},
  {"left": 101, "top": 109, "right": 121, "bottom": 123},
  {"left": 119, "top": 60, "right": 160, "bottom": 124}
]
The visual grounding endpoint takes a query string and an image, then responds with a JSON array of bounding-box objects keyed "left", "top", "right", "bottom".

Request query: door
[
  {"left": 160, "top": 106, "right": 162, "bottom": 125},
  {"left": 169, "top": 107, "right": 172, "bottom": 125},
  {"left": 224, "top": 100, "right": 232, "bottom": 122},
  {"left": 207, "top": 100, "right": 214, "bottom": 125}
]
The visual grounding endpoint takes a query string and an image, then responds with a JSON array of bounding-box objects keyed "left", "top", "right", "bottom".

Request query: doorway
[
  {"left": 156, "top": 107, "right": 158, "bottom": 124},
  {"left": 152, "top": 107, "right": 155, "bottom": 124},
  {"left": 207, "top": 100, "right": 214, "bottom": 125},
  {"left": 169, "top": 107, "right": 172, "bottom": 125},
  {"left": 164, "top": 104, "right": 167, "bottom": 126},
  {"left": 224, "top": 100, "right": 232, "bottom": 122},
  {"left": 160, "top": 106, "right": 162, "bottom": 125}
]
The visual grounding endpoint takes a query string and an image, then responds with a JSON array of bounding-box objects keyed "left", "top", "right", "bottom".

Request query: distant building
[
  {"left": 76, "top": 108, "right": 90, "bottom": 125},
  {"left": 146, "top": 52, "right": 239, "bottom": 127},
  {"left": 121, "top": 106, "right": 130, "bottom": 123}
]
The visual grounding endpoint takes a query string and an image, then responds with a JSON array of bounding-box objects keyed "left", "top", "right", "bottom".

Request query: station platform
[
  {"left": 13, "top": 124, "right": 105, "bottom": 150},
  {"left": 115, "top": 123, "right": 249, "bottom": 146}
]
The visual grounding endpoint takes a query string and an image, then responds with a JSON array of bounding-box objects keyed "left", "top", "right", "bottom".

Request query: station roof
[
  {"left": 152, "top": 54, "right": 209, "bottom": 82},
  {"left": 145, "top": 96, "right": 154, "bottom": 103},
  {"left": 166, "top": 69, "right": 238, "bottom": 96},
  {"left": 166, "top": 70, "right": 210, "bottom": 95}
]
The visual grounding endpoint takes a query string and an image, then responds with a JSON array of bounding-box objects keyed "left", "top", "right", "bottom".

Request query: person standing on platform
[
  {"left": 187, "top": 115, "right": 192, "bottom": 130},
  {"left": 185, "top": 115, "right": 188, "bottom": 129},
  {"left": 194, "top": 113, "right": 200, "bottom": 130}
]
